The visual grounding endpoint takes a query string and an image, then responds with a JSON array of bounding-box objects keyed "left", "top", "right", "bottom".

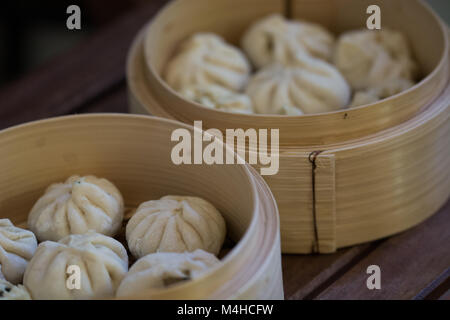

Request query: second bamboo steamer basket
[
  {"left": 0, "top": 114, "right": 283, "bottom": 299},
  {"left": 127, "top": 0, "right": 450, "bottom": 253}
]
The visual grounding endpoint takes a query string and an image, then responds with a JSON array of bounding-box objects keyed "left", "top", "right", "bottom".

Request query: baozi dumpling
[
  {"left": 23, "top": 231, "right": 128, "bottom": 300},
  {"left": 334, "top": 29, "right": 418, "bottom": 91},
  {"left": 116, "top": 249, "right": 219, "bottom": 297},
  {"left": 242, "top": 14, "right": 335, "bottom": 68},
  {"left": 246, "top": 52, "right": 350, "bottom": 115},
  {"left": 350, "top": 90, "right": 379, "bottom": 107},
  {"left": 279, "top": 105, "right": 304, "bottom": 116},
  {"left": 0, "top": 219, "right": 37, "bottom": 284},
  {"left": 28, "top": 175, "right": 124, "bottom": 241},
  {"left": 350, "top": 78, "right": 415, "bottom": 107},
  {"left": 164, "top": 33, "right": 251, "bottom": 92},
  {"left": 180, "top": 84, "right": 254, "bottom": 114},
  {"left": 0, "top": 278, "right": 31, "bottom": 300},
  {"left": 126, "top": 196, "right": 226, "bottom": 258}
]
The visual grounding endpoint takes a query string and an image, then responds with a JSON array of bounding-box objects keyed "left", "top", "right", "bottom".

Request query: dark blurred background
[
  {"left": 0, "top": 0, "right": 448, "bottom": 90},
  {"left": 0, "top": 0, "right": 148, "bottom": 87}
]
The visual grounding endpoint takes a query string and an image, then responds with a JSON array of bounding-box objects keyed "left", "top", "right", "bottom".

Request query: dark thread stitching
[
  {"left": 309, "top": 150, "right": 323, "bottom": 253},
  {"left": 285, "top": 0, "right": 293, "bottom": 19}
]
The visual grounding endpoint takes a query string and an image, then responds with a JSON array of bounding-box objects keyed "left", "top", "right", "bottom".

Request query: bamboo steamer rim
[
  {"left": 127, "top": 23, "right": 450, "bottom": 154},
  {"left": 285, "top": 80, "right": 450, "bottom": 153},
  {"left": 296, "top": 48, "right": 450, "bottom": 153},
  {"left": 0, "top": 113, "right": 282, "bottom": 299},
  {"left": 139, "top": 0, "right": 449, "bottom": 146},
  {"left": 143, "top": 0, "right": 449, "bottom": 118},
  {"left": 325, "top": 84, "right": 450, "bottom": 153}
]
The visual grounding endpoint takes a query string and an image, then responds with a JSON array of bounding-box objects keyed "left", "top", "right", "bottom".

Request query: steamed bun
[
  {"left": 0, "top": 278, "right": 31, "bottom": 300},
  {"left": 242, "top": 14, "right": 334, "bottom": 68},
  {"left": 116, "top": 249, "right": 219, "bottom": 297},
  {"left": 24, "top": 231, "right": 128, "bottom": 300},
  {"left": 164, "top": 33, "right": 251, "bottom": 92},
  {"left": 0, "top": 219, "right": 37, "bottom": 284},
  {"left": 28, "top": 175, "right": 124, "bottom": 241},
  {"left": 180, "top": 84, "right": 254, "bottom": 114},
  {"left": 126, "top": 196, "right": 226, "bottom": 258},
  {"left": 334, "top": 29, "right": 418, "bottom": 92},
  {"left": 350, "top": 78, "right": 415, "bottom": 107},
  {"left": 246, "top": 51, "right": 350, "bottom": 115}
]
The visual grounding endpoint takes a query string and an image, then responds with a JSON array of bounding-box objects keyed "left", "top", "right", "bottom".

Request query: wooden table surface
[{"left": 0, "top": 1, "right": 448, "bottom": 300}]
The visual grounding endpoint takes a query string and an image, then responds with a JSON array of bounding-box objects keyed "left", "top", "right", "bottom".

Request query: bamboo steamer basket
[
  {"left": 0, "top": 114, "right": 283, "bottom": 300},
  {"left": 127, "top": 0, "right": 450, "bottom": 253}
]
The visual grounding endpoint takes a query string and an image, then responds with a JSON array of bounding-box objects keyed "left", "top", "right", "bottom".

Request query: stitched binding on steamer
[
  {"left": 285, "top": 0, "right": 293, "bottom": 19},
  {"left": 308, "top": 150, "right": 323, "bottom": 253}
]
